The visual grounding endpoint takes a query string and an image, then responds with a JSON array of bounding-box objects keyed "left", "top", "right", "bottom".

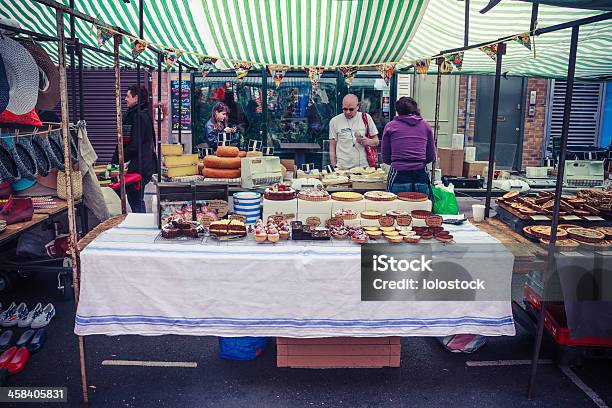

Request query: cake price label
[
  {"left": 271, "top": 214, "right": 287, "bottom": 224},
  {"left": 326, "top": 217, "right": 344, "bottom": 228},
  {"left": 305, "top": 216, "right": 321, "bottom": 227},
  {"left": 208, "top": 200, "right": 229, "bottom": 217},
  {"left": 198, "top": 214, "right": 216, "bottom": 227}
]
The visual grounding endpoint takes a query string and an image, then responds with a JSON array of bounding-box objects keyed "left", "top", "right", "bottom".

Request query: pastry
[
  {"left": 386, "top": 235, "right": 403, "bottom": 244},
  {"left": 367, "top": 230, "right": 383, "bottom": 239},
  {"left": 352, "top": 231, "right": 369, "bottom": 244},
  {"left": 210, "top": 219, "right": 247, "bottom": 237},
  {"left": 530, "top": 226, "right": 568, "bottom": 240},
  {"left": 254, "top": 229, "right": 268, "bottom": 242},
  {"left": 383, "top": 231, "right": 399, "bottom": 237},
  {"left": 279, "top": 229, "right": 290, "bottom": 240},
  {"left": 363, "top": 191, "right": 396, "bottom": 201},
  {"left": 411, "top": 210, "right": 433, "bottom": 220},
  {"left": 398, "top": 230, "right": 417, "bottom": 237},
  {"left": 429, "top": 226, "right": 445, "bottom": 235},
  {"left": 396, "top": 192, "right": 428, "bottom": 202},
  {"left": 267, "top": 229, "right": 280, "bottom": 242},
  {"left": 396, "top": 214, "right": 412, "bottom": 226},
  {"left": 501, "top": 191, "right": 520, "bottom": 201},
  {"left": 435, "top": 233, "right": 454, "bottom": 243},
  {"left": 566, "top": 227, "right": 605, "bottom": 243},
  {"left": 264, "top": 184, "right": 296, "bottom": 200},
  {"left": 594, "top": 227, "right": 612, "bottom": 239},
  {"left": 363, "top": 226, "right": 381, "bottom": 231},
  {"left": 297, "top": 188, "right": 330, "bottom": 201},
  {"left": 419, "top": 233, "right": 433, "bottom": 240},
  {"left": 361, "top": 211, "right": 382, "bottom": 220},
  {"left": 425, "top": 215, "right": 443, "bottom": 227},
  {"left": 380, "top": 226, "right": 396, "bottom": 232},
  {"left": 161, "top": 225, "right": 180, "bottom": 239},
  {"left": 379, "top": 215, "right": 395, "bottom": 227},
  {"left": 539, "top": 238, "right": 579, "bottom": 251},
  {"left": 331, "top": 191, "right": 363, "bottom": 202},
  {"left": 404, "top": 236, "right": 420, "bottom": 244},
  {"left": 333, "top": 208, "right": 357, "bottom": 220}
]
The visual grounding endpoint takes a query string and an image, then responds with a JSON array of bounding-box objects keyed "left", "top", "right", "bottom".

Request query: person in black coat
[{"left": 112, "top": 84, "right": 158, "bottom": 213}]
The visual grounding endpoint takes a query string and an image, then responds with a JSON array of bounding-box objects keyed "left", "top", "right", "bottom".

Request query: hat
[
  {"left": 0, "top": 140, "right": 19, "bottom": 183},
  {"left": 0, "top": 37, "right": 38, "bottom": 115},
  {"left": 49, "top": 130, "right": 78, "bottom": 166},
  {"left": 33, "top": 133, "right": 63, "bottom": 172},
  {"left": 2, "top": 136, "right": 37, "bottom": 181},
  {"left": 0, "top": 55, "right": 8, "bottom": 112},
  {"left": 46, "top": 130, "right": 65, "bottom": 171},
  {"left": 19, "top": 40, "right": 60, "bottom": 111},
  {"left": 22, "top": 135, "right": 51, "bottom": 177}
]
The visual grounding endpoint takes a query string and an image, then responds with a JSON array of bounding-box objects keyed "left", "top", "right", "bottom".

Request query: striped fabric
[{"left": 1, "top": 0, "right": 610, "bottom": 78}]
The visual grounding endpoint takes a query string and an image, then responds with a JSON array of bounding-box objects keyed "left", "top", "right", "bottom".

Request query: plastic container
[
  {"left": 472, "top": 204, "right": 485, "bottom": 222},
  {"left": 544, "top": 304, "right": 612, "bottom": 347}
]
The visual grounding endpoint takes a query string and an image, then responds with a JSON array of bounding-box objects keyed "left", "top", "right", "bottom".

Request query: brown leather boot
[{"left": 0, "top": 196, "right": 34, "bottom": 225}]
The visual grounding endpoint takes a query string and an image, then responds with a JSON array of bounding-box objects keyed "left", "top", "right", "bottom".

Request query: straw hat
[
  {"left": 0, "top": 55, "right": 9, "bottom": 112},
  {"left": 20, "top": 40, "right": 60, "bottom": 111},
  {"left": 0, "top": 36, "right": 39, "bottom": 115}
]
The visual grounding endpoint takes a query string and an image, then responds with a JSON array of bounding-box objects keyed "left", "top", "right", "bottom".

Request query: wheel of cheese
[
  {"left": 216, "top": 146, "right": 240, "bottom": 158},
  {"left": 203, "top": 155, "right": 241, "bottom": 169},
  {"left": 203, "top": 167, "right": 241, "bottom": 179},
  {"left": 238, "top": 150, "right": 247, "bottom": 158}
]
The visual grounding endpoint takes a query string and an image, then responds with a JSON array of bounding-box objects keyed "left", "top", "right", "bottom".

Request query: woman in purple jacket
[{"left": 382, "top": 97, "right": 436, "bottom": 196}]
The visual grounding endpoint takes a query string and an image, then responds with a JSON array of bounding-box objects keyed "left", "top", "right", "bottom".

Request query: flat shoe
[
  {"left": 27, "top": 328, "right": 46, "bottom": 354},
  {"left": 0, "top": 330, "right": 12, "bottom": 352},
  {"left": 0, "top": 346, "right": 17, "bottom": 369},
  {"left": 7, "top": 347, "right": 29, "bottom": 375},
  {"left": 16, "top": 329, "right": 34, "bottom": 348}
]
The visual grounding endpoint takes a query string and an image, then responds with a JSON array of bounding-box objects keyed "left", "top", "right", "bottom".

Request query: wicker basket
[{"left": 57, "top": 170, "right": 83, "bottom": 200}]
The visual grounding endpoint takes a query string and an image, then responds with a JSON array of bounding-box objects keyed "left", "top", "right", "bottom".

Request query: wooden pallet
[{"left": 276, "top": 337, "right": 400, "bottom": 368}]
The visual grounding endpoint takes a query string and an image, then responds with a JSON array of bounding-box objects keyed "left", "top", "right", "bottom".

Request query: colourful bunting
[
  {"left": 445, "top": 52, "right": 464, "bottom": 70},
  {"left": 439, "top": 60, "right": 453, "bottom": 75},
  {"left": 479, "top": 44, "right": 498, "bottom": 61},
  {"left": 163, "top": 49, "right": 182, "bottom": 69},
  {"left": 339, "top": 66, "right": 358, "bottom": 86},
  {"left": 131, "top": 39, "right": 148, "bottom": 59},
  {"left": 415, "top": 59, "right": 430, "bottom": 78},
  {"left": 305, "top": 67, "right": 325, "bottom": 88},
  {"left": 267, "top": 65, "right": 288, "bottom": 88},
  {"left": 198, "top": 56, "right": 218, "bottom": 77},
  {"left": 234, "top": 62, "right": 253, "bottom": 81},
  {"left": 515, "top": 33, "right": 532, "bottom": 51},
  {"left": 94, "top": 25, "right": 113, "bottom": 48},
  {"left": 376, "top": 63, "right": 395, "bottom": 86}
]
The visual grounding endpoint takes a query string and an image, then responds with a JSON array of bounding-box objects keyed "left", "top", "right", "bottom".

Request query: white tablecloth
[{"left": 75, "top": 214, "right": 515, "bottom": 337}]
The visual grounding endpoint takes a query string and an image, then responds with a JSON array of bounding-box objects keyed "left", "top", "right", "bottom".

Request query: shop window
[
  {"left": 345, "top": 75, "right": 392, "bottom": 136},
  {"left": 192, "top": 75, "right": 265, "bottom": 148}
]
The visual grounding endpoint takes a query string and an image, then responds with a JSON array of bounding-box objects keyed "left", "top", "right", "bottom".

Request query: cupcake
[
  {"left": 254, "top": 228, "right": 267, "bottom": 243},
  {"left": 267, "top": 229, "right": 280, "bottom": 242},
  {"left": 279, "top": 229, "right": 290, "bottom": 240}
]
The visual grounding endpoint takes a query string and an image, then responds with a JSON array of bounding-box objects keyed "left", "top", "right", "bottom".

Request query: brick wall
[
  {"left": 457, "top": 75, "right": 477, "bottom": 142},
  {"left": 151, "top": 70, "right": 171, "bottom": 144},
  {"left": 521, "top": 78, "right": 548, "bottom": 169}
]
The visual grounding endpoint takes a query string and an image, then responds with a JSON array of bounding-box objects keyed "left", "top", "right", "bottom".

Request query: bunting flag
[
  {"left": 305, "top": 67, "right": 325, "bottom": 87},
  {"left": 267, "top": 65, "right": 288, "bottom": 88},
  {"left": 479, "top": 44, "right": 499, "bottom": 61},
  {"left": 131, "top": 39, "right": 148, "bottom": 59},
  {"left": 446, "top": 52, "right": 464, "bottom": 70},
  {"left": 439, "top": 59, "right": 454, "bottom": 75},
  {"left": 376, "top": 63, "right": 395, "bottom": 86},
  {"left": 339, "top": 66, "right": 358, "bottom": 86},
  {"left": 515, "top": 33, "right": 531, "bottom": 51},
  {"left": 415, "top": 59, "right": 430, "bottom": 78},
  {"left": 198, "top": 56, "right": 218, "bottom": 77},
  {"left": 94, "top": 25, "right": 113, "bottom": 48},
  {"left": 163, "top": 49, "right": 182, "bottom": 68},
  {"left": 234, "top": 62, "right": 253, "bottom": 81}
]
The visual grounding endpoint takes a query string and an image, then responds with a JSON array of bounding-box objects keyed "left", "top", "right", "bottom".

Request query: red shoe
[
  {"left": 0, "top": 346, "right": 17, "bottom": 369},
  {"left": 7, "top": 347, "right": 29, "bottom": 375},
  {"left": 0, "top": 196, "right": 34, "bottom": 225}
]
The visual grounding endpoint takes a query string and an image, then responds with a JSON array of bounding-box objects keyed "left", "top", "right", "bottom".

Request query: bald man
[{"left": 329, "top": 94, "right": 379, "bottom": 169}]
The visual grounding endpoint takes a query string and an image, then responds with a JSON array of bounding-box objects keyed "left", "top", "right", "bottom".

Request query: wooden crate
[{"left": 276, "top": 337, "right": 400, "bottom": 368}]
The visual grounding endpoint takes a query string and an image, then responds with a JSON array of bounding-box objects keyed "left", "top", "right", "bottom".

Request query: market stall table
[{"left": 75, "top": 214, "right": 516, "bottom": 338}]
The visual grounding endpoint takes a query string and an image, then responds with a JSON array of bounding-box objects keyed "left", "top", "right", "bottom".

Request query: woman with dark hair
[
  {"left": 381, "top": 97, "right": 435, "bottom": 196},
  {"left": 112, "top": 84, "right": 158, "bottom": 213},
  {"left": 205, "top": 102, "right": 236, "bottom": 149}
]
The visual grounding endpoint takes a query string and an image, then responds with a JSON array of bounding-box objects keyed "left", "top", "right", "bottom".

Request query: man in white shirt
[{"left": 329, "top": 94, "right": 379, "bottom": 169}]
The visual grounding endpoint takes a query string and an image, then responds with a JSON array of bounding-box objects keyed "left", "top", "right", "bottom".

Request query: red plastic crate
[
  {"left": 524, "top": 284, "right": 542, "bottom": 310},
  {"left": 544, "top": 304, "right": 612, "bottom": 347}
]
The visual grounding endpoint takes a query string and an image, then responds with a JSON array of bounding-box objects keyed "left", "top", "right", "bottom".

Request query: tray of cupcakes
[{"left": 253, "top": 217, "right": 291, "bottom": 243}]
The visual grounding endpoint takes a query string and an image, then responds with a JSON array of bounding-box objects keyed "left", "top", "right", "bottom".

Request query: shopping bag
[
  {"left": 218, "top": 337, "right": 268, "bottom": 361},
  {"left": 432, "top": 184, "right": 458, "bottom": 215}
]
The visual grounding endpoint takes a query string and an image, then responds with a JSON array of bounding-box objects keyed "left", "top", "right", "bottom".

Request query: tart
[
  {"left": 396, "top": 214, "right": 412, "bottom": 226},
  {"left": 364, "top": 191, "right": 396, "bottom": 202},
  {"left": 386, "top": 235, "right": 403, "bottom": 244},
  {"left": 594, "top": 227, "right": 612, "bottom": 239},
  {"left": 352, "top": 232, "right": 369, "bottom": 244},
  {"left": 363, "top": 226, "right": 381, "bottom": 231},
  {"left": 361, "top": 211, "right": 382, "bottom": 220},
  {"left": 530, "top": 226, "right": 568, "bottom": 240},
  {"left": 398, "top": 230, "right": 417, "bottom": 237},
  {"left": 411, "top": 210, "right": 433, "bottom": 220},
  {"left": 331, "top": 191, "right": 363, "bottom": 202},
  {"left": 383, "top": 231, "right": 399, "bottom": 237},
  {"left": 557, "top": 224, "right": 579, "bottom": 231},
  {"left": 386, "top": 210, "right": 408, "bottom": 218},
  {"left": 264, "top": 184, "right": 296, "bottom": 200},
  {"left": 539, "top": 238, "right": 579, "bottom": 251},
  {"left": 297, "top": 188, "right": 330, "bottom": 201},
  {"left": 435, "top": 233, "right": 454, "bottom": 243},
  {"left": 579, "top": 240, "right": 611, "bottom": 250},
  {"left": 367, "top": 230, "right": 383, "bottom": 239},
  {"left": 501, "top": 190, "right": 520, "bottom": 201},
  {"left": 566, "top": 227, "right": 605, "bottom": 243},
  {"left": 522, "top": 226, "right": 539, "bottom": 240},
  {"left": 379, "top": 215, "right": 395, "bottom": 227},
  {"left": 379, "top": 226, "right": 396, "bottom": 232},
  {"left": 333, "top": 208, "right": 357, "bottom": 220},
  {"left": 396, "top": 192, "right": 428, "bottom": 202},
  {"left": 419, "top": 233, "right": 433, "bottom": 240},
  {"left": 429, "top": 226, "right": 445, "bottom": 235},
  {"left": 404, "top": 236, "right": 421, "bottom": 244},
  {"left": 425, "top": 215, "right": 443, "bottom": 227}
]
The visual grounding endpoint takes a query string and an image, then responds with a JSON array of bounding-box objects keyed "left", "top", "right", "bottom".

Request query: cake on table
[
  {"left": 297, "top": 188, "right": 330, "bottom": 201},
  {"left": 264, "top": 184, "right": 296, "bottom": 201}
]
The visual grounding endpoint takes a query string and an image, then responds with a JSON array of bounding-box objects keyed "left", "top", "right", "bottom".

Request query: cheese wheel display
[
  {"left": 203, "top": 167, "right": 241, "bottom": 179},
  {"left": 216, "top": 146, "right": 240, "bottom": 158},
  {"left": 203, "top": 155, "right": 242, "bottom": 169}
]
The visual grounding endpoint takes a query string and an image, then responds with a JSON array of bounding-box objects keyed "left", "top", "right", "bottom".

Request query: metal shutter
[
  {"left": 546, "top": 79, "right": 604, "bottom": 153},
  {"left": 57, "top": 69, "right": 152, "bottom": 164}
]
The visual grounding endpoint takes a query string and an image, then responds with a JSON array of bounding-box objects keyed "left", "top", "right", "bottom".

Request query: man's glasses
[{"left": 342, "top": 108, "right": 355, "bottom": 111}]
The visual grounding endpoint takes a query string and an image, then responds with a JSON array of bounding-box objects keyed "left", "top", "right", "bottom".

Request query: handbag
[
  {"left": 57, "top": 169, "right": 83, "bottom": 200},
  {"left": 361, "top": 112, "right": 378, "bottom": 167}
]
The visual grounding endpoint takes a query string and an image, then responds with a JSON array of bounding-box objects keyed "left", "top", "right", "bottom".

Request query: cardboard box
[
  {"left": 437, "top": 148, "right": 463, "bottom": 177},
  {"left": 463, "top": 161, "right": 495, "bottom": 178}
]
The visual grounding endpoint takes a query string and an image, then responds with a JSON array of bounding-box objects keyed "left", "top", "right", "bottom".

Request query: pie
[
  {"left": 396, "top": 192, "right": 428, "bottom": 202},
  {"left": 594, "top": 227, "right": 612, "bottom": 239},
  {"left": 264, "top": 184, "right": 296, "bottom": 200},
  {"left": 367, "top": 230, "right": 383, "bottom": 239},
  {"left": 425, "top": 215, "right": 443, "bottom": 227},
  {"left": 530, "top": 226, "right": 568, "bottom": 240},
  {"left": 363, "top": 226, "right": 381, "bottom": 231},
  {"left": 297, "top": 189, "right": 330, "bottom": 201},
  {"left": 435, "top": 233, "right": 454, "bottom": 243},
  {"left": 539, "top": 238, "right": 579, "bottom": 250},
  {"left": 501, "top": 191, "right": 520, "bottom": 201},
  {"left": 397, "top": 214, "right": 413, "bottom": 226},
  {"left": 566, "top": 227, "right": 605, "bottom": 243},
  {"left": 361, "top": 211, "right": 382, "bottom": 220},
  {"left": 333, "top": 208, "right": 357, "bottom": 220},
  {"left": 404, "top": 236, "right": 420, "bottom": 244},
  {"left": 331, "top": 191, "right": 363, "bottom": 202},
  {"left": 379, "top": 226, "right": 396, "bottom": 232},
  {"left": 379, "top": 215, "right": 395, "bottom": 227},
  {"left": 364, "top": 191, "right": 396, "bottom": 201},
  {"left": 386, "top": 235, "right": 403, "bottom": 243},
  {"left": 411, "top": 210, "right": 433, "bottom": 219},
  {"left": 383, "top": 231, "right": 399, "bottom": 237}
]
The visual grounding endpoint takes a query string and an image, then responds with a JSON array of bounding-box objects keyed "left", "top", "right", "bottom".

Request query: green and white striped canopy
[{"left": 1, "top": 0, "right": 611, "bottom": 78}]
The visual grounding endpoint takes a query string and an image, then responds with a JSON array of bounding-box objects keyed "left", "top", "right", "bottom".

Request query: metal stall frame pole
[
  {"left": 464, "top": 0, "right": 470, "bottom": 47},
  {"left": 431, "top": 57, "right": 444, "bottom": 183},
  {"left": 484, "top": 42, "right": 506, "bottom": 218},
  {"left": 114, "top": 34, "right": 127, "bottom": 214},
  {"left": 77, "top": 40, "right": 84, "bottom": 121},
  {"left": 69, "top": 0, "right": 77, "bottom": 121},
  {"left": 55, "top": 9, "right": 89, "bottom": 407},
  {"left": 157, "top": 53, "right": 163, "bottom": 182},
  {"left": 527, "top": 25, "right": 579, "bottom": 399},
  {"left": 178, "top": 63, "right": 183, "bottom": 145},
  {"left": 137, "top": 0, "right": 143, "bottom": 196}
]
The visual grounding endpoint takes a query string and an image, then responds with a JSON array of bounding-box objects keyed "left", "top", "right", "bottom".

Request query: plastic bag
[
  {"left": 218, "top": 337, "right": 268, "bottom": 361},
  {"left": 438, "top": 334, "right": 487, "bottom": 353},
  {"left": 432, "top": 185, "right": 459, "bottom": 215}
]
